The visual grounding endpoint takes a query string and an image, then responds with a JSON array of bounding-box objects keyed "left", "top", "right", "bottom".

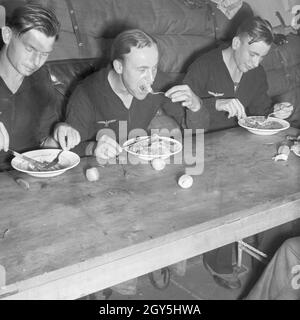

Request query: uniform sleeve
[
  {"left": 246, "top": 66, "right": 272, "bottom": 116},
  {"left": 38, "top": 71, "right": 61, "bottom": 142},
  {"left": 161, "top": 94, "right": 210, "bottom": 132},
  {"left": 65, "top": 82, "right": 107, "bottom": 156},
  {"left": 38, "top": 94, "right": 61, "bottom": 141},
  {"left": 183, "top": 56, "right": 211, "bottom": 98},
  {"left": 65, "top": 83, "right": 102, "bottom": 142},
  {"left": 160, "top": 98, "right": 184, "bottom": 127},
  {"left": 183, "top": 57, "right": 211, "bottom": 130},
  {"left": 152, "top": 71, "right": 184, "bottom": 127},
  {"left": 185, "top": 106, "right": 210, "bottom": 131}
]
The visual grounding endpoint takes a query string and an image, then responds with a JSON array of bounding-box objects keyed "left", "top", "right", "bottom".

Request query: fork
[
  {"left": 150, "top": 91, "right": 165, "bottom": 95},
  {"left": 42, "top": 150, "right": 64, "bottom": 169},
  {"left": 123, "top": 136, "right": 152, "bottom": 149}
]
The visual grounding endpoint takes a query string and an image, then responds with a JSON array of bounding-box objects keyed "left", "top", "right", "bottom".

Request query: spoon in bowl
[
  {"left": 263, "top": 112, "right": 276, "bottom": 121},
  {"left": 8, "top": 149, "right": 46, "bottom": 170}
]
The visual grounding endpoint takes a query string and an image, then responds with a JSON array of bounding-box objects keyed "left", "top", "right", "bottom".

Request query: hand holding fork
[{"left": 260, "top": 102, "right": 293, "bottom": 124}]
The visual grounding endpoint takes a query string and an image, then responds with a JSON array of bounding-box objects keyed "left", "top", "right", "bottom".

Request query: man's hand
[
  {"left": 273, "top": 102, "right": 293, "bottom": 119},
  {"left": 0, "top": 122, "right": 9, "bottom": 152},
  {"left": 94, "top": 134, "right": 122, "bottom": 160},
  {"left": 41, "top": 136, "right": 60, "bottom": 148},
  {"left": 53, "top": 122, "right": 81, "bottom": 150},
  {"left": 165, "top": 85, "right": 201, "bottom": 112},
  {"left": 216, "top": 98, "right": 246, "bottom": 120}
]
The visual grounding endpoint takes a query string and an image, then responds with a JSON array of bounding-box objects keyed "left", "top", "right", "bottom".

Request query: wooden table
[{"left": 0, "top": 127, "right": 300, "bottom": 299}]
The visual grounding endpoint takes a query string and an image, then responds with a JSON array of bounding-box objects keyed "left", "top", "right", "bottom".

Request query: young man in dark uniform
[
  {"left": 0, "top": 4, "right": 79, "bottom": 170},
  {"left": 166, "top": 16, "right": 293, "bottom": 290},
  {"left": 56, "top": 29, "right": 208, "bottom": 160}
]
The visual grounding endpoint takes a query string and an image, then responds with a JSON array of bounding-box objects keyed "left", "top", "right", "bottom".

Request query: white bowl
[
  {"left": 291, "top": 144, "right": 300, "bottom": 157},
  {"left": 11, "top": 149, "right": 80, "bottom": 178},
  {"left": 238, "top": 116, "right": 290, "bottom": 135},
  {"left": 123, "top": 135, "right": 182, "bottom": 161}
]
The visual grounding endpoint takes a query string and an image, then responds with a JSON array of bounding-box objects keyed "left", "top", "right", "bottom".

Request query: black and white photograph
[{"left": 0, "top": 0, "right": 299, "bottom": 314}]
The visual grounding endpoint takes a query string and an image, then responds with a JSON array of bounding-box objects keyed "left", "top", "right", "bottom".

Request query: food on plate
[
  {"left": 244, "top": 117, "right": 283, "bottom": 130},
  {"left": 151, "top": 158, "right": 166, "bottom": 171},
  {"left": 86, "top": 167, "right": 100, "bottom": 181},
  {"left": 27, "top": 161, "right": 64, "bottom": 172},
  {"left": 127, "top": 135, "right": 180, "bottom": 157},
  {"left": 178, "top": 174, "right": 193, "bottom": 189}
]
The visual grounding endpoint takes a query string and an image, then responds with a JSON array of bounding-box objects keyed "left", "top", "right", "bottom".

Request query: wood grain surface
[{"left": 0, "top": 127, "right": 300, "bottom": 299}]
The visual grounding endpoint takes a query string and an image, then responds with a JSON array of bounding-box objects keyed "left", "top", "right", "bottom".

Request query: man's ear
[
  {"left": 1, "top": 26, "right": 13, "bottom": 45},
  {"left": 232, "top": 36, "right": 241, "bottom": 50},
  {"left": 112, "top": 59, "right": 123, "bottom": 74}
]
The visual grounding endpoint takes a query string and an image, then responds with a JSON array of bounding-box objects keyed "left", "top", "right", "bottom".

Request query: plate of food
[
  {"left": 123, "top": 134, "right": 182, "bottom": 160},
  {"left": 11, "top": 149, "right": 80, "bottom": 178},
  {"left": 238, "top": 116, "right": 290, "bottom": 135}
]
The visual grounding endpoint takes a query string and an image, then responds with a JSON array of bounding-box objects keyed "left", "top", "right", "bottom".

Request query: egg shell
[
  {"left": 278, "top": 145, "right": 290, "bottom": 156},
  {"left": 16, "top": 178, "right": 30, "bottom": 190},
  {"left": 178, "top": 174, "right": 193, "bottom": 189},
  {"left": 151, "top": 158, "right": 166, "bottom": 171},
  {"left": 86, "top": 167, "right": 100, "bottom": 182}
]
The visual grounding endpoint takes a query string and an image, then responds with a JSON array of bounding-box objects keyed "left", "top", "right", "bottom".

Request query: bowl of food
[
  {"left": 238, "top": 116, "right": 290, "bottom": 135},
  {"left": 11, "top": 149, "right": 80, "bottom": 178},
  {"left": 123, "top": 134, "right": 182, "bottom": 161}
]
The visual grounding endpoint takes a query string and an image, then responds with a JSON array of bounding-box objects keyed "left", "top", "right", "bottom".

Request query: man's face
[
  {"left": 6, "top": 29, "right": 56, "bottom": 76},
  {"left": 233, "top": 36, "right": 271, "bottom": 73},
  {"left": 119, "top": 44, "right": 159, "bottom": 100}
]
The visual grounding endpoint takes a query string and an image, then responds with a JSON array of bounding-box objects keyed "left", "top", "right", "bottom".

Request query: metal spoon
[
  {"left": 257, "top": 112, "right": 277, "bottom": 125},
  {"left": 264, "top": 112, "right": 276, "bottom": 120},
  {"left": 150, "top": 90, "right": 165, "bottom": 95},
  {"left": 263, "top": 104, "right": 293, "bottom": 123}
]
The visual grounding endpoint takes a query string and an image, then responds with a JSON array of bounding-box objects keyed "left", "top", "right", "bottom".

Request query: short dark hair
[
  {"left": 236, "top": 16, "right": 274, "bottom": 45},
  {"left": 110, "top": 29, "right": 157, "bottom": 61},
  {"left": 7, "top": 4, "right": 60, "bottom": 39}
]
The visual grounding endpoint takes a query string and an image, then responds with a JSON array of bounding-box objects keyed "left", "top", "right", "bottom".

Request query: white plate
[
  {"left": 123, "top": 135, "right": 182, "bottom": 161},
  {"left": 238, "top": 116, "right": 290, "bottom": 135},
  {"left": 11, "top": 149, "right": 80, "bottom": 178},
  {"left": 293, "top": 149, "right": 300, "bottom": 157},
  {"left": 291, "top": 144, "right": 300, "bottom": 157}
]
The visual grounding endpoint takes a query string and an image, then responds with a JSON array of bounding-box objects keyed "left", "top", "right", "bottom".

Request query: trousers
[
  {"left": 203, "top": 219, "right": 300, "bottom": 275},
  {"left": 246, "top": 237, "right": 300, "bottom": 300}
]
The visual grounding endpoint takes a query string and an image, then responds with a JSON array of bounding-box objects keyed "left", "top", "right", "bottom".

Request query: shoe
[
  {"left": 149, "top": 267, "right": 171, "bottom": 290},
  {"left": 212, "top": 274, "right": 241, "bottom": 290},
  {"left": 112, "top": 278, "right": 137, "bottom": 295},
  {"left": 203, "top": 258, "right": 241, "bottom": 290}
]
